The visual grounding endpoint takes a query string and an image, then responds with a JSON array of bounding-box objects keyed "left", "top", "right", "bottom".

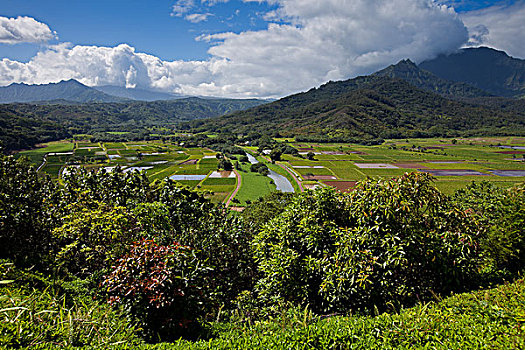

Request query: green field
[
  {"left": 234, "top": 159, "right": 276, "bottom": 205},
  {"left": 282, "top": 137, "right": 525, "bottom": 194},
  {"left": 17, "top": 141, "right": 74, "bottom": 164},
  {"left": 16, "top": 137, "right": 525, "bottom": 203}
]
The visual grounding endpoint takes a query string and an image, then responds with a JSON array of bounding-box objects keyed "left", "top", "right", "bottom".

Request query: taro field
[
  {"left": 17, "top": 136, "right": 525, "bottom": 206},
  {"left": 273, "top": 136, "right": 525, "bottom": 194},
  {"left": 18, "top": 140, "right": 238, "bottom": 203}
]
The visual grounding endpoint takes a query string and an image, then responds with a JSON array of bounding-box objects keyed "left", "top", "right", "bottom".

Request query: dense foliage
[
  {"left": 0, "top": 97, "right": 265, "bottom": 152},
  {"left": 1, "top": 153, "right": 524, "bottom": 347},
  {"left": 454, "top": 182, "right": 525, "bottom": 273},
  {"left": 0, "top": 112, "right": 70, "bottom": 152},
  {"left": 0, "top": 156, "right": 57, "bottom": 266},
  {"left": 253, "top": 173, "right": 481, "bottom": 314}
]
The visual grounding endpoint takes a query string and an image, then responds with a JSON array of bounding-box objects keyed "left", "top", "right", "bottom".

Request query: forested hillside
[
  {"left": 0, "top": 111, "right": 70, "bottom": 151},
  {"left": 0, "top": 97, "right": 266, "bottom": 152},
  {"left": 195, "top": 76, "right": 525, "bottom": 141}
]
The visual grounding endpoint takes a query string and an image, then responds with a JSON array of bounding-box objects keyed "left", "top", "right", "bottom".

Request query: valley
[
  {"left": 19, "top": 136, "right": 525, "bottom": 207},
  {"left": 2, "top": 30, "right": 525, "bottom": 347}
]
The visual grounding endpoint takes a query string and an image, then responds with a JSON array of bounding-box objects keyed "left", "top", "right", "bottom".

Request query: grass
[
  {"left": 106, "top": 131, "right": 130, "bottom": 135},
  {"left": 134, "top": 278, "right": 525, "bottom": 349},
  {"left": 202, "top": 177, "right": 236, "bottom": 186},
  {"left": 234, "top": 161, "right": 276, "bottom": 205},
  {"left": 201, "top": 184, "right": 236, "bottom": 194},
  {"left": 103, "top": 142, "right": 126, "bottom": 150},
  {"left": 0, "top": 284, "right": 140, "bottom": 348},
  {"left": 294, "top": 167, "right": 336, "bottom": 177},
  {"left": 174, "top": 180, "right": 202, "bottom": 188},
  {"left": 41, "top": 164, "right": 62, "bottom": 178},
  {"left": 17, "top": 141, "right": 74, "bottom": 165},
  {"left": 278, "top": 137, "right": 525, "bottom": 194}
]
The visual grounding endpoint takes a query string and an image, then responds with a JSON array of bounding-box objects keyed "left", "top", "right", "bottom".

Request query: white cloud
[
  {"left": 172, "top": 0, "right": 195, "bottom": 17},
  {"left": 461, "top": 1, "right": 525, "bottom": 58},
  {"left": 201, "top": 0, "right": 468, "bottom": 93},
  {"left": 172, "top": 0, "right": 230, "bottom": 20},
  {"left": 1, "top": 1, "right": 471, "bottom": 98},
  {"left": 185, "top": 13, "right": 213, "bottom": 23},
  {"left": 0, "top": 16, "right": 56, "bottom": 44}
]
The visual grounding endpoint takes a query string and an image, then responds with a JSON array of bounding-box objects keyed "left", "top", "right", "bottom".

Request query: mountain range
[
  {"left": 2, "top": 47, "right": 525, "bottom": 151},
  {"left": 93, "top": 85, "right": 186, "bottom": 102},
  {"left": 420, "top": 47, "right": 525, "bottom": 98},
  {"left": 1, "top": 47, "right": 522, "bottom": 105},
  {"left": 0, "top": 79, "right": 126, "bottom": 104},
  {"left": 195, "top": 47, "right": 525, "bottom": 140},
  {"left": 0, "top": 79, "right": 188, "bottom": 104}
]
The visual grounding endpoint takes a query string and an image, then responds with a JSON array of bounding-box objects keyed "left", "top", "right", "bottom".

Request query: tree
[
  {"left": 218, "top": 158, "right": 233, "bottom": 170},
  {"left": 453, "top": 182, "right": 525, "bottom": 272},
  {"left": 253, "top": 173, "right": 481, "bottom": 314},
  {"left": 0, "top": 155, "right": 56, "bottom": 267},
  {"left": 250, "top": 163, "right": 269, "bottom": 176},
  {"left": 52, "top": 202, "right": 137, "bottom": 279},
  {"left": 306, "top": 151, "right": 316, "bottom": 160},
  {"left": 270, "top": 149, "right": 282, "bottom": 162}
]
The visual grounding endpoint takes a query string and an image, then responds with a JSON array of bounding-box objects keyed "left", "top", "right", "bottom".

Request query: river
[{"left": 246, "top": 154, "right": 294, "bottom": 193}]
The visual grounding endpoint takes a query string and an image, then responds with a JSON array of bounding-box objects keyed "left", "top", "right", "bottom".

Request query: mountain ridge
[
  {"left": 0, "top": 79, "right": 127, "bottom": 104},
  {"left": 194, "top": 75, "right": 525, "bottom": 140},
  {"left": 419, "top": 47, "right": 525, "bottom": 98},
  {"left": 94, "top": 85, "right": 186, "bottom": 101},
  {"left": 373, "top": 59, "right": 492, "bottom": 98}
]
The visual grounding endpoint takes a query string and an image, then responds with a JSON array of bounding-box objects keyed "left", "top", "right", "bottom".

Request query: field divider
[
  {"left": 350, "top": 162, "right": 367, "bottom": 178},
  {"left": 224, "top": 170, "right": 242, "bottom": 207}
]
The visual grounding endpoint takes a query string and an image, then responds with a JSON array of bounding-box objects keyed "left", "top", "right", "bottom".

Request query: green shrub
[
  {"left": 454, "top": 182, "right": 525, "bottom": 273},
  {"left": 250, "top": 162, "right": 269, "bottom": 175},
  {"left": 241, "top": 192, "right": 295, "bottom": 230},
  {"left": 52, "top": 202, "right": 137, "bottom": 279},
  {"left": 0, "top": 155, "right": 56, "bottom": 267},
  {"left": 253, "top": 173, "right": 482, "bottom": 314}
]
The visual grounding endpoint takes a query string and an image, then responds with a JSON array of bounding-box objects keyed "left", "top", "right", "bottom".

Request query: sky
[{"left": 0, "top": 0, "right": 523, "bottom": 98}]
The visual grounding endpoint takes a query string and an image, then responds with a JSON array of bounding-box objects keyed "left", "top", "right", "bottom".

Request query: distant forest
[{"left": 0, "top": 97, "right": 264, "bottom": 152}]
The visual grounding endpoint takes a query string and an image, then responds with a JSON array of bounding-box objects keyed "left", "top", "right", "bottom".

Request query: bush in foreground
[
  {"left": 253, "top": 173, "right": 482, "bottom": 314},
  {"left": 102, "top": 239, "right": 210, "bottom": 342}
]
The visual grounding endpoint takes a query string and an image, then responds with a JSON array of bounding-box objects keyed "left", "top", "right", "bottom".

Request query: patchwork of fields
[
  {"left": 17, "top": 137, "right": 525, "bottom": 205},
  {"left": 18, "top": 141, "right": 237, "bottom": 203},
  {"left": 276, "top": 137, "right": 525, "bottom": 194}
]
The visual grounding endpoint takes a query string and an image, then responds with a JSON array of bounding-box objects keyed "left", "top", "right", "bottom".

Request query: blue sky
[
  {"left": 0, "top": 0, "right": 523, "bottom": 98},
  {"left": 0, "top": 0, "right": 278, "bottom": 62}
]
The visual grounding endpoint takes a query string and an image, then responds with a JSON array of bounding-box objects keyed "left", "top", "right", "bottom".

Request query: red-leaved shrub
[{"left": 102, "top": 239, "right": 209, "bottom": 341}]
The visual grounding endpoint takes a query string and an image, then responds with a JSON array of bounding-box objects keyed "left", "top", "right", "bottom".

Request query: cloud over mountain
[
  {"left": 461, "top": 0, "right": 525, "bottom": 58},
  {"left": 0, "top": 1, "right": 473, "bottom": 98},
  {"left": 0, "top": 16, "right": 56, "bottom": 44}
]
